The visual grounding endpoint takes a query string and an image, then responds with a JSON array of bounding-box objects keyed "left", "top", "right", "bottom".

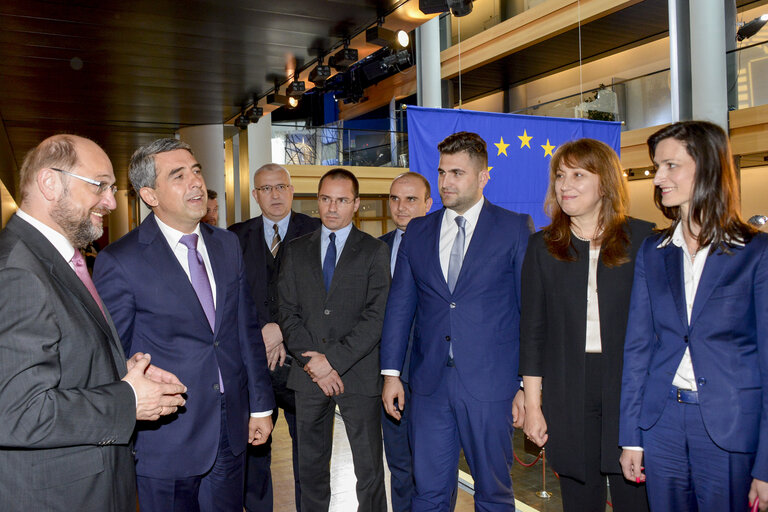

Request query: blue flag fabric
[{"left": 407, "top": 106, "right": 622, "bottom": 229}]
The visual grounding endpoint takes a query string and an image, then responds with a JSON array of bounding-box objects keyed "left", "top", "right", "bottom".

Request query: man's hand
[
  {"left": 619, "top": 449, "right": 645, "bottom": 483},
  {"left": 122, "top": 354, "right": 187, "bottom": 421},
  {"left": 248, "top": 416, "right": 274, "bottom": 446},
  {"left": 266, "top": 343, "right": 286, "bottom": 371},
  {"left": 127, "top": 352, "right": 183, "bottom": 385},
  {"left": 749, "top": 478, "right": 768, "bottom": 511},
  {"left": 261, "top": 323, "right": 283, "bottom": 353},
  {"left": 315, "top": 370, "right": 344, "bottom": 396},
  {"left": 302, "top": 351, "right": 333, "bottom": 380},
  {"left": 512, "top": 388, "right": 526, "bottom": 428},
  {"left": 523, "top": 404, "right": 548, "bottom": 447},
  {"left": 382, "top": 375, "right": 405, "bottom": 420}
]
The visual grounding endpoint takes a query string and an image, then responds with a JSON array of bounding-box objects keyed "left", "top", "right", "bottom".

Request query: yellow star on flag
[
  {"left": 518, "top": 130, "right": 532, "bottom": 149},
  {"left": 494, "top": 137, "right": 510, "bottom": 157},
  {"left": 487, "top": 166, "right": 493, "bottom": 172},
  {"left": 541, "top": 139, "right": 555, "bottom": 157}
]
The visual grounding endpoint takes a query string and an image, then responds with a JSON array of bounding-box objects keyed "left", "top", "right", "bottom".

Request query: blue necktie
[
  {"left": 447, "top": 216, "right": 466, "bottom": 293},
  {"left": 323, "top": 232, "right": 337, "bottom": 292}
]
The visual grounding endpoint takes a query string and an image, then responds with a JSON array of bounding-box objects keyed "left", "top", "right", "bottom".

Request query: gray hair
[
  {"left": 253, "top": 163, "right": 291, "bottom": 182},
  {"left": 129, "top": 138, "right": 193, "bottom": 192}
]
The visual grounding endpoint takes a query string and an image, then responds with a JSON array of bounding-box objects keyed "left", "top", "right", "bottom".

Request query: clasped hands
[
  {"left": 302, "top": 351, "right": 344, "bottom": 396},
  {"left": 123, "top": 352, "right": 186, "bottom": 421}
]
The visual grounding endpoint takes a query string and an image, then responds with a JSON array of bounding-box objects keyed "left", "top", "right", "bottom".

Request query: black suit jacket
[
  {"left": 229, "top": 212, "right": 321, "bottom": 325},
  {"left": 0, "top": 215, "right": 136, "bottom": 511},
  {"left": 519, "top": 217, "right": 654, "bottom": 480},
  {"left": 278, "top": 226, "right": 391, "bottom": 396}
]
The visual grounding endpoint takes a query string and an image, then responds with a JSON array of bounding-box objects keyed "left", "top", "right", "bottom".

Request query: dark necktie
[
  {"left": 71, "top": 249, "right": 105, "bottom": 317},
  {"left": 179, "top": 233, "right": 224, "bottom": 393},
  {"left": 323, "top": 232, "right": 336, "bottom": 292},
  {"left": 270, "top": 223, "right": 281, "bottom": 257},
  {"left": 447, "top": 216, "right": 466, "bottom": 293}
]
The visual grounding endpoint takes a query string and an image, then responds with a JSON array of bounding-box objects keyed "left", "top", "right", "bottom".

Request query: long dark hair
[
  {"left": 543, "top": 138, "right": 630, "bottom": 267},
  {"left": 647, "top": 121, "right": 755, "bottom": 250}
]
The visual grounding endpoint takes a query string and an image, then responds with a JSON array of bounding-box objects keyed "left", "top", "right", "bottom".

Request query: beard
[{"left": 50, "top": 193, "right": 103, "bottom": 249}]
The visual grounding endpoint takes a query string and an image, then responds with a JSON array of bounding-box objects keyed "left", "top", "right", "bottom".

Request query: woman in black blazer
[{"left": 520, "top": 138, "right": 653, "bottom": 512}]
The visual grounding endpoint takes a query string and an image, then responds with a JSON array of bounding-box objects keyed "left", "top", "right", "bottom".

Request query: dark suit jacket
[
  {"left": 519, "top": 218, "right": 654, "bottom": 479},
  {"left": 0, "top": 214, "right": 136, "bottom": 511},
  {"left": 620, "top": 231, "right": 768, "bottom": 481},
  {"left": 381, "top": 200, "right": 534, "bottom": 401},
  {"left": 278, "top": 225, "right": 391, "bottom": 396},
  {"left": 380, "top": 229, "right": 414, "bottom": 384},
  {"left": 93, "top": 213, "right": 275, "bottom": 479},
  {"left": 229, "top": 211, "right": 320, "bottom": 325}
]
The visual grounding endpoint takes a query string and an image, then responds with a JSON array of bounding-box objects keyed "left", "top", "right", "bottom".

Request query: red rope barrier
[{"left": 513, "top": 451, "right": 542, "bottom": 467}]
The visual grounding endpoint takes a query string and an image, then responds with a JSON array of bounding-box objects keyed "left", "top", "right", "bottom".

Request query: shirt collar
[
  {"left": 263, "top": 212, "right": 290, "bottom": 235},
  {"left": 657, "top": 221, "right": 744, "bottom": 249},
  {"left": 444, "top": 196, "right": 484, "bottom": 227},
  {"left": 322, "top": 222, "right": 353, "bottom": 246},
  {"left": 16, "top": 209, "right": 76, "bottom": 263},
  {"left": 155, "top": 215, "right": 203, "bottom": 249}
]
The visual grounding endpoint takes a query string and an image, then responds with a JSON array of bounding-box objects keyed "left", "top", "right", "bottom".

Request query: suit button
[
  {"left": 213, "top": 383, "right": 220, "bottom": 391},
  {"left": 449, "top": 302, "right": 456, "bottom": 309},
  {"left": 264, "top": 301, "right": 269, "bottom": 307},
  {"left": 324, "top": 309, "right": 331, "bottom": 315},
  {"left": 214, "top": 340, "right": 219, "bottom": 347},
  {"left": 322, "top": 338, "right": 327, "bottom": 343},
  {"left": 445, "top": 336, "right": 451, "bottom": 341},
  {"left": 684, "top": 335, "right": 688, "bottom": 343},
  {"left": 697, "top": 377, "right": 706, "bottom": 387}
]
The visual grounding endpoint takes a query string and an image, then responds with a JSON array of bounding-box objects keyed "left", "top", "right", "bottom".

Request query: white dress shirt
[
  {"left": 390, "top": 229, "right": 404, "bottom": 277},
  {"left": 320, "top": 222, "right": 353, "bottom": 265},
  {"left": 585, "top": 245, "right": 603, "bottom": 353}
]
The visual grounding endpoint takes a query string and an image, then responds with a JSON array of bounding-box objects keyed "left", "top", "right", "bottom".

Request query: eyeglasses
[
  {"left": 255, "top": 184, "right": 290, "bottom": 194},
  {"left": 318, "top": 196, "right": 354, "bottom": 206},
  {"left": 51, "top": 167, "right": 118, "bottom": 196}
]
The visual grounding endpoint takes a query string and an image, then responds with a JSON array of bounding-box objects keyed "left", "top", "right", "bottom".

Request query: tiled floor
[{"left": 268, "top": 412, "right": 612, "bottom": 512}]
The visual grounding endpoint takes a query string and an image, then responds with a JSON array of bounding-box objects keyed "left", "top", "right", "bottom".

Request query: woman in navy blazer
[
  {"left": 619, "top": 121, "right": 768, "bottom": 511},
  {"left": 520, "top": 139, "right": 652, "bottom": 512}
]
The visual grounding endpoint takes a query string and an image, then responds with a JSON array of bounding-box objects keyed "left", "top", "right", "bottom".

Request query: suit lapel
[
  {"left": 328, "top": 226, "right": 363, "bottom": 296},
  {"left": 306, "top": 229, "right": 325, "bottom": 293},
  {"left": 662, "top": 244, "right": 689, "bottom": 329},
  {"left": 139, "top": 215, "right": 212, "bottom": 333},
  {"left": 453, "top": 200, "right": 493, "bottom": 294},
  {"left": 202, "top": 225, "right": 228, "bottom": 336},
  {"left": 689, "top": 246, "right": 737, "bottom": 327},
  {"left": 7, "top": 216, "right": 122, "bottom": 375},
  {"left": 431, "top": 209, "right": 452, "bottom": 297}
]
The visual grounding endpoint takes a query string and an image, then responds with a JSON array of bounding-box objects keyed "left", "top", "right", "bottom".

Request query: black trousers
[
  {"left": 558, "top": 354, "right": 649, "bottom": 512},
  {"left": 294, "top": 389, "right": 386, "bottom": 512}
]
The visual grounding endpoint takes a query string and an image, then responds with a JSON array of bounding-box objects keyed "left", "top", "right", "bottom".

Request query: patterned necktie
[
  {"left": 446, "top": 216, "right": 466, "bottom": 293},
  {"left": 322, "top": 232, "right": 337, "bottom": 292},
  {"left": 179, "top": 233, "right": 223, "bottom": 392},
  {"left": 270, "top": 223, "right": 281, "bottom": 257},
  {"left": 71, "top": 250, "right": 105, "bottom": 317}
]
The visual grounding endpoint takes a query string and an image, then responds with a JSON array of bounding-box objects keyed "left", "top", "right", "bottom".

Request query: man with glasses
[
  {"left": 229, "top": 163, "right": 320, "bottom": 511},
  {"left": 93, "top": 138, "right": 275, "bottom": 512},
  {"left": 278, "top": 168, "right": 390, "bottom": 511},
  {"left": 0, "top": 134, "right": 186, "bottom": 511}
]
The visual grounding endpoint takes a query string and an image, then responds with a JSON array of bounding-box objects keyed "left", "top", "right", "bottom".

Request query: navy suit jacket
[
  {"left": 93, "top": 213, "right": 275, "bottom": 479},
  {"left": 381, "top": 229, "right": 414, "bottom": 384},
  {"left": 619, "top": 232, "right": 768, "bottom": 480},
  {"left": 380, "top": 200, "right": 533, "bottom": 401},
  {"left": 229, "top": 212, "right": 320, "bottom": 326}
]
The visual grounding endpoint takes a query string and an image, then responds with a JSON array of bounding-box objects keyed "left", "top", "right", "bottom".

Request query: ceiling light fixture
[{"left": 737, "top": 14, "right": 768, "bottom": 41}]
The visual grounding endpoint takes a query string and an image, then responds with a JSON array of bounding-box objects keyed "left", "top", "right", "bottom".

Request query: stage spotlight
[
  {"left": 309, "top": 64, "right": 331, "bottom": 86},
  {"left": 288, "top": 96, "right": 299, "bottom": 108},
  {"left": 396, "top": 30, "right": 410, "bottom": 48},
  {"left": 419, "top": 0, "right": 473, "bottom": 17},
  {"left": 286, "top": 80, "right": 305, "bottom": 97},
  {"left": 329, "top": 47, "right": 359, "bottom": 71},
  {"left": 234, "top": 112, "right": 249, "bottom": 130},
  {"left": 248, "top": 106, "right": 263, "bottom": 123},
  {"left": 737, "top": 14, "right": 768, "bottom": 41}
]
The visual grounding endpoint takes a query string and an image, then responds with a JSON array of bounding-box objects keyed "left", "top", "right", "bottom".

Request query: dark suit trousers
[
  {"left": 643, "top": 392, "right": 755, "bottom": 512},
  {"left": 295, "top": 389, "right": 386, "bottom": 512},
  {"left": 137, "top": 397, "right": 245, "bottom": 512},
  {"left": 558, "top": 354, "right": 649, "bottom": 512},
  {"left": 245, "top": 361, "right": 301, "bottom": 512},
  {"left": 382, "top": 383, "right": 415, "bottom": 512}
]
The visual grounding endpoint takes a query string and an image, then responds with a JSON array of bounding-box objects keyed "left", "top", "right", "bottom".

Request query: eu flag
[{"left": 407, "top": 106, "right": 622, "bottom": 229}]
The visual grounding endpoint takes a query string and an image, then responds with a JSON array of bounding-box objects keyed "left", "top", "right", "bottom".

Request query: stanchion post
[{"left": 536, "top": 448, "right": 552, "bottom": 499}]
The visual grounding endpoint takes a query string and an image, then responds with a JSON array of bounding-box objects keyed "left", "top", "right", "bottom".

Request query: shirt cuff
[
  {"left": 622, "top": 446, "right": 644, "bottom": 451},
  {"left": 124, "top": 381, "right": 138, "bottom": 406},
  {"left": 381, "top": 369, "right": 400, "bottom": 377},
  {"left": 250, "top": 410, "right": 273, "bottom": 418}
]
